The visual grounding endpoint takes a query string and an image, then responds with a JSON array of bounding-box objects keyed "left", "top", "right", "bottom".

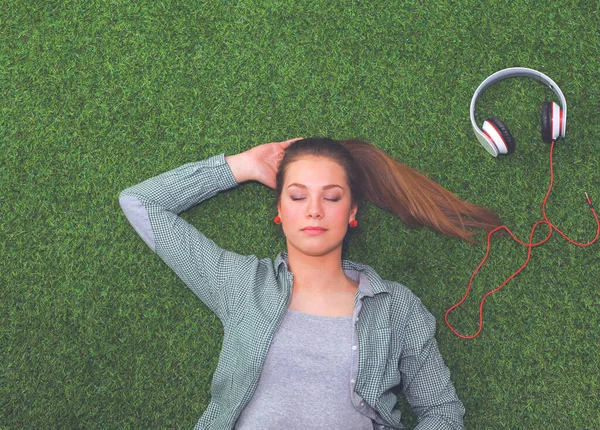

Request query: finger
[{"left": 280, "top": 137, "right": 304, "bottom": 148}]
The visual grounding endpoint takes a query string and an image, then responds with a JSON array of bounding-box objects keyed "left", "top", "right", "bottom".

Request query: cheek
[
  {"left": 332, "top": 202, "right": 354, "bottom": 219},
  {"left": 330, "top": 208, "right": 349, "bottom": 223},
  {"left": 278, "top": 202, "right": 299, "bottom": 224},
  {"left": 278, "top": 200, "right": 290, "bottom": 217}
]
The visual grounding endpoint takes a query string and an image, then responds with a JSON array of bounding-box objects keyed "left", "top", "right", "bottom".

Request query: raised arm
[{"left": 119, "top": 138, "right": 302, "bottom": 321}]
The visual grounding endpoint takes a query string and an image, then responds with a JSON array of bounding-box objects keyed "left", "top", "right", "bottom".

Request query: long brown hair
[{"left": 276, "top": 137, "right": 501, "bottom": 242}]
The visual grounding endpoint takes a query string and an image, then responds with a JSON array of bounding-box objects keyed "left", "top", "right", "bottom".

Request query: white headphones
[{"left": 470, "top": 67, "right": 567, "bottom": 157}]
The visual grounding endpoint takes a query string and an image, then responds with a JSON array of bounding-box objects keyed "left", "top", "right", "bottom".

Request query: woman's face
[{"left": 277, "top": 156, "right": 357, "bottom": 258}]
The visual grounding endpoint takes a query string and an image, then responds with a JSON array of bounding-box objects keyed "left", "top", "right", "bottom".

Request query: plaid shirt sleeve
[
  {"left": 399, "top": 297, "right": 466, "bottom": 430},
  {"left": 119, "top": 154, "right": 258, "bottom": 322}
]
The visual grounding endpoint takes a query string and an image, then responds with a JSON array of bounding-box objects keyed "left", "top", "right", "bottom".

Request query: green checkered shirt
[{"left": 119, "top": 154, "right": 465, "bottom": 430}]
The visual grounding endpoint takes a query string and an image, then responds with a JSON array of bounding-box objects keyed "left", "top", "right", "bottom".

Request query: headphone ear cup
[
  {"left": 483, "top": 117, "right": 516, "bottom": 154},
  {"left": 541, "top": 101, "right": 562, "bottom": 143},
  {"left": 541, "top": 102, "right": 552, "bottom": 143}
]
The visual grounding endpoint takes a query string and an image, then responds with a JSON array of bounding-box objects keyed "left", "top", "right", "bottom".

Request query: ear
[{"left": 349, "top": 203, "right": 358, "bottom": 222}]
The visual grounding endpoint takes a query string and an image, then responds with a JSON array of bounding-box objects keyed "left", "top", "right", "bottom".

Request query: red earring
[
  {"left": 349, "top": 220, "right": 358, "bottom": 228},
  {"left": 274, "top": 216, "right": 282, "bottom": 225}
]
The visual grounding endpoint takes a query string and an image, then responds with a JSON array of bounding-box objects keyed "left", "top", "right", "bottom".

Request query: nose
[{"left": 307, "top": 198, "right": 323, "bottom": 219}]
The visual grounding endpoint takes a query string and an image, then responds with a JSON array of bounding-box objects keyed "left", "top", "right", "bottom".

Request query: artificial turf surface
[{"left": 2, "top": 0, "right": 599, "bottom": 428}]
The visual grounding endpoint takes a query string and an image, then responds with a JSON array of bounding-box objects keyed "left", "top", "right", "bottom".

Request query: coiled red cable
[{"left": 445, "top": 141, "right": 600, "bottom": 339}]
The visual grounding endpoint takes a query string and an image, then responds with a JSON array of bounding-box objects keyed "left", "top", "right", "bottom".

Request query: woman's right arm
[{"left": 119, "top": 138, "right": 302, "bottom": 320}]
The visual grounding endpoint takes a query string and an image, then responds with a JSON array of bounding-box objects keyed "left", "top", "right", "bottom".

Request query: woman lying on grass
[{"left": 119, "top": 137, "right": 500, "bottom": 429}]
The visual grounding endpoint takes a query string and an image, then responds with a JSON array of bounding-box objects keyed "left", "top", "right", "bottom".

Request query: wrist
[{"left": 225, "top": 152, "right": 254, "bottom": 183}]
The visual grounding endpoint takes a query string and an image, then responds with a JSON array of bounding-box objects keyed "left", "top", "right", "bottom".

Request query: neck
[{"left": 286, "top": 246, "right": 350, "bottom": 292}]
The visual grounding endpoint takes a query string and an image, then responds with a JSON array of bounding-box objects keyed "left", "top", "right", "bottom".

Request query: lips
[{"left": 301, "top": 226, "right": 327, "bottom": 235}]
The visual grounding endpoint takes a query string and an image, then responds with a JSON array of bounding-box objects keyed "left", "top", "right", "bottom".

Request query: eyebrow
[{"left": 287, "top": 183, "right": 345, "bottom": 191}]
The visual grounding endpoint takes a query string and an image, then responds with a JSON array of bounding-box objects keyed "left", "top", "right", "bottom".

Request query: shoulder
[
  {"left": 229, "top": 252, "right": 292, "bottom": 293},
  {"left": 342, "top": 259, "right": 420, "bottom": 301},
  {"left": 343, "top": 259, "right": 434, "bottom": 323}
]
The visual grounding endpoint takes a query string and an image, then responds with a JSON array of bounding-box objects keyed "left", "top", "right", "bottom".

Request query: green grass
[{"left": 2, "top": 0, "right": 599, "bottom": 428}]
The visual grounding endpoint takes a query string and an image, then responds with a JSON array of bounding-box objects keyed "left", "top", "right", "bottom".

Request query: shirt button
[
  {"left": 359, "top": 401, "right": 365, "bottom": 408},
  {"left": 352, "top": 345, "right": 357, "bottom": 350},
  {"left": 350, "top": 379, "right": 356, "bottom": 384}
]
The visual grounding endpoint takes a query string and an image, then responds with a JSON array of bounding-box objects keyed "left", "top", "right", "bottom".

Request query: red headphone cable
[{"left": 445, "top": 141, "right": 600, "bottom": 339}]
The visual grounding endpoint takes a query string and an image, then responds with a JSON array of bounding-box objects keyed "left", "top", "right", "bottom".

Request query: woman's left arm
[{"left": 399, "top": 299, "right": 466, "bottom": 430}]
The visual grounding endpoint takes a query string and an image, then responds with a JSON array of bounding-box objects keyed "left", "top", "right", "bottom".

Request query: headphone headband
[{"left": 470, "top": 67, "right": 568, "bottom": 156}]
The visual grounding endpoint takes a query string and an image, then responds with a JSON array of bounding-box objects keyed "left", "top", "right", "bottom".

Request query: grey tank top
[{"left": 235, "top": 308, "right": 373, "bottom": 429}]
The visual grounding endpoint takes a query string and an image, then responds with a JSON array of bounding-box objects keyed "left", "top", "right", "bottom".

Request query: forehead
[{"left": 283, "top": 156, "right": 349, "bottom": 186}]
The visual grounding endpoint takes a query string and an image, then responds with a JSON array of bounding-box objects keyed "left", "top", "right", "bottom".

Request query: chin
[{"left": 287, "top": 240, "right": 343, "bottom": 259}]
